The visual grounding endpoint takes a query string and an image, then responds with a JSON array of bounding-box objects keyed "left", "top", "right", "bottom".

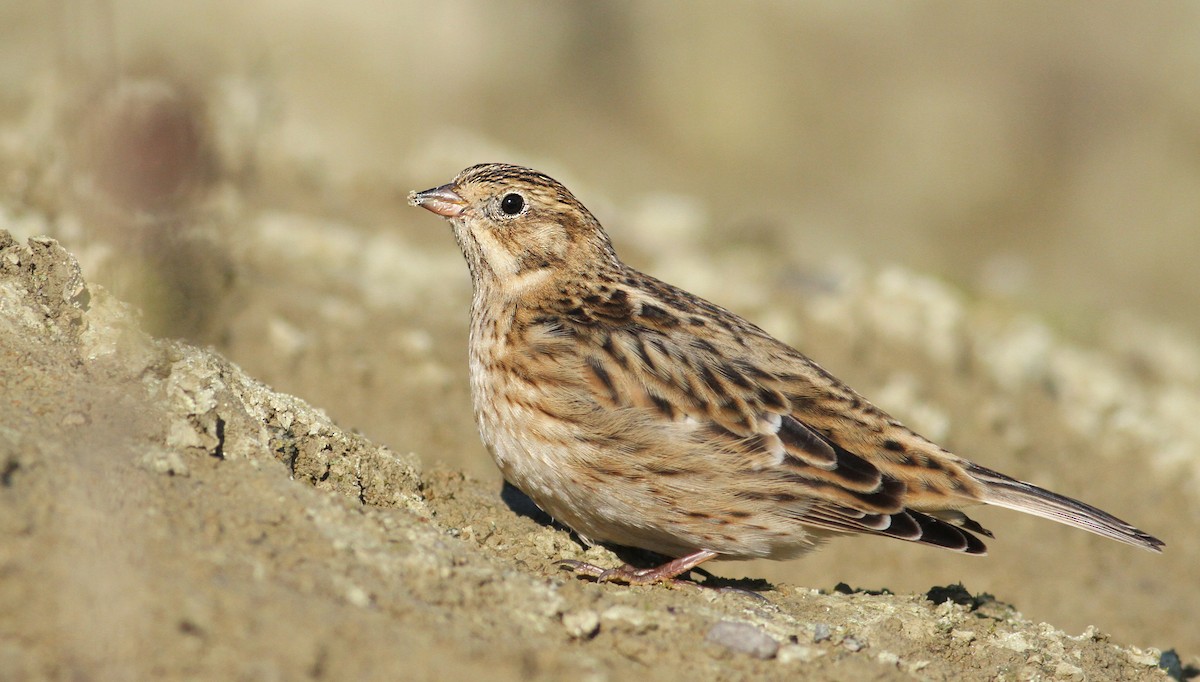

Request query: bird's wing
[
  {"left": 546, "top": 286, "right": 993, "bottom": 554},
  {"left": 538, "top": 273, "right": 1160, "bottom": 554}
]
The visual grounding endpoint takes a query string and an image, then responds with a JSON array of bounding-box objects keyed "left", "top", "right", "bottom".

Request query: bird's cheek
[
  {"left": 471, "top": 228, "right": 524, "bottom": 277},
  {"left": 529, "top": 223, "right": 571, "bottom": 261}
]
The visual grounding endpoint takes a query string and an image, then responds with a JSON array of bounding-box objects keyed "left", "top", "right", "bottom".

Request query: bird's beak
[{"left": 408, "top": 183, "right": 466, "bottom": 218}]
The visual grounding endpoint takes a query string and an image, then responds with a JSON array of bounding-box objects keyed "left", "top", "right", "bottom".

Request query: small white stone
[
  {"left": 1053, "top": 661, "right": 1085, "bottom": 681},
  {"left": 140, "top": 448, "right": 190, "bottom": 477},
  {"left": 61, "top": 411, "right": 87, "bottom": 427},
  {"left": 562, "top": 610, "right": 600, "bottom": 639},
  {"left": 345, "top": 584, "right": 370, "bottom": 608},
  {"left": 993, "top": 631, "right": 1031, "bottom": 653},
  {"left": 1125, "top": 646, "right": 1161, "bottom": 667},
  {"left": 776, "top": 644, "right": 822, "bottom": 664},
  {"left": 842, "top": 636, "right": 866, "bottom": 652},
  {"left": 950, "top": 629, "right": 976, "bottom": 643}
]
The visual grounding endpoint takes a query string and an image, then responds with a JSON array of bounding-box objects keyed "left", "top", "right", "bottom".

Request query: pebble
[
  {"left": 842, "top": 636, "right": 866, "bottom": 652},
  {"left": 777, "top": 644, "right": 822, "bottom": 664},
  {"left": 562, "top": 610, "right": 600, "bottom": 639},
  {"left": 705, "top": 620, "right": 779, "bottom": 660}
]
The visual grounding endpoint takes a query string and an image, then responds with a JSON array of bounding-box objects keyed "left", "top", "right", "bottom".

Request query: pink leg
[{"left": 561, "top": 549, "right": 719, "bottom": 586}]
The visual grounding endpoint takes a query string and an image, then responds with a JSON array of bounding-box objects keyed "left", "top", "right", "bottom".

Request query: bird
[{"left": 408, "top": 162, "right": 1164, "bottom": 586}]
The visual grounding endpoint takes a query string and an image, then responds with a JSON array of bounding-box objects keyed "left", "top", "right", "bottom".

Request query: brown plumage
[{"left": 409, "top": 163, "right": 1163, "bottom": 586}]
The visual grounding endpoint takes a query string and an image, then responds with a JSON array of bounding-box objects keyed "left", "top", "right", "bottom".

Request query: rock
[{"left": 705, "top": 621, "right": 779, "bottom": 660}]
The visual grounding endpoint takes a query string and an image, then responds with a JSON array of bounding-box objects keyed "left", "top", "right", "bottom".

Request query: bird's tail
[{"left": 966, "top": 462, "right": 1164, "bottom": 552}]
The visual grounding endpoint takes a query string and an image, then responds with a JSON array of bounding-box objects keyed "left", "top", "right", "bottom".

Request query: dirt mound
[{"left": 0, "top": 232, "right": 1182, "bottom": 680}]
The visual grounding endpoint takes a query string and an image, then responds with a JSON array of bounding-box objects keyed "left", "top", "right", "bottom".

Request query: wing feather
[
  {"left": 539, "top": 276, "right": 1158, "bottom": 556},
  {"left": 551, "top": 295, "right": 995, "bottom": 555}
]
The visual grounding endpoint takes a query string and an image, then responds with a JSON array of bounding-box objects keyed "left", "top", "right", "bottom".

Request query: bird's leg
[{"left": 560, "top": 549, "right": 719, "bottom": 586}]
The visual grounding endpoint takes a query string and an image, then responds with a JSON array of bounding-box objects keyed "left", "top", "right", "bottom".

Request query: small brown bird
[{"left": 409, "top": 163, "right": 1163, "bottom": 586}]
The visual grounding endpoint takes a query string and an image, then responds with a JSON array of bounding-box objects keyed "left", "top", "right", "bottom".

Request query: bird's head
[{"left": 409, "top": 163, "right": 620, "bottom": 293}]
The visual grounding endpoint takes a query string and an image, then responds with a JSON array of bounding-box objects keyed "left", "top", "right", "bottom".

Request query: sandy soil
[{"left": 0, "top": 226, "right": 1192, "bottom": 680}]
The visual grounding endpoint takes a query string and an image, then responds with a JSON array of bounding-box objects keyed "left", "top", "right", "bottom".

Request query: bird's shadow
[{"left": 500, "top": 481, "right": 775, "bottom": 595}]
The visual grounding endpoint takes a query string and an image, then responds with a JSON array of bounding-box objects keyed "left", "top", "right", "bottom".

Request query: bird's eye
[{"left": 500, "top": 193, "right": 525, "bottom": 216}]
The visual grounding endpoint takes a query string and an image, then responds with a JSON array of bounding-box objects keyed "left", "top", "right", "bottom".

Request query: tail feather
[{"left": 967, "top": 463, "right": 1164, "bottom": 552}]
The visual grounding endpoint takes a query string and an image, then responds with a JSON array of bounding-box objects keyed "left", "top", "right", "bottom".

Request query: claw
[
  {"left": 558, "top": 554, "right": 769, "bottom": 600},
  {"left": 560, "top": 549, "right": 718, "bottom": 585},
  {"left": 558, "top": 549, "right": 721, "bottom": 586},
  {"left": 558, "top": 559, "right": 607, "bottom": 578}
]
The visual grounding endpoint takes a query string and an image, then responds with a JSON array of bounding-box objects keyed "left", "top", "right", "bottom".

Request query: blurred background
[
  {"left": 2, "top": 0, "right": 1197, "bottom": 657},
  {"left": 3, "top": 2, "right": 1198, "bottom": 336}
]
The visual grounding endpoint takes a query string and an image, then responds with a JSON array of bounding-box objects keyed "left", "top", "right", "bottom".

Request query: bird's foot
[
  {"left": 559, "top": 559, "right": 693, "bottom": 586},
  {"left": 557, "top": 548, "right": 765, "bottom": 600}
]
